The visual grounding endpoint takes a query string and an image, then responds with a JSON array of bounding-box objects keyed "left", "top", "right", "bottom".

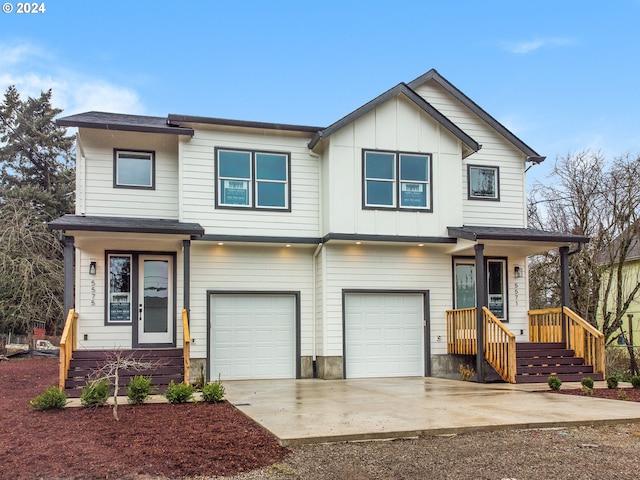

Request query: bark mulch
[
  {"left": 551, "top": 386, "right": 640, "bottom": 401},
  {"left": 0, "top": 357, "right": 289, "bottom": 480}
]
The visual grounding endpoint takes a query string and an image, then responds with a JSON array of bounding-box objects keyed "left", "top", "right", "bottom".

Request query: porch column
[
  {"left": 183, "top": 239, "right": 191, "bottom": 316},
  {"left": 63, "top": 235, "right": 75, "bottom": 315},
  {"left": 559, "top": 245, "right": 570, "bottom": 343},
  {"left": 474, "top": 243, "right": 486, "bottom": 382}
]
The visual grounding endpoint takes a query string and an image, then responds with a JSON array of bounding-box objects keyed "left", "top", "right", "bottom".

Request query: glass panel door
[
  {"left": 454, "top": 261, "right": 476, "bottom": 309},
  {"left": 487, "top": 260, "right": 507, "bottom": 320},
  {"left": 138, "top": 255, "right": 173, "bottom": 345}
]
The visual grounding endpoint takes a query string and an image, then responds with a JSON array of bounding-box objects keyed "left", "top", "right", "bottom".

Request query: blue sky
[{"left": 1, "top": 0, "right": 639, "bottom": 186}]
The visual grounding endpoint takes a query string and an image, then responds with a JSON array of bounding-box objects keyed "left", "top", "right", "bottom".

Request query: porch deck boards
[{"left": 64, "top": 348, "right": 185, "bottom": 397}]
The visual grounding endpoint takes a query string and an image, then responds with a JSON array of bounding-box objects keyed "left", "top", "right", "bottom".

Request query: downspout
[{"left": 312, "top": 242, "right": 324, "bottom": 372}]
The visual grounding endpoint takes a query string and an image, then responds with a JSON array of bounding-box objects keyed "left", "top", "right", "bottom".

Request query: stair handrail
[
  {"left": 562, "top": 306, "right": 606, "bottom": 376},
  {"left": 527, "top": 307, "right": 563, "bottom": 342},
  {"left": 182, "top": 309, "right": 191, "bottom": 385},
  {"left": 483, "top": 307, "right": 517, "bottom": 383},
  {"left": 446, "top": 307, "right": 477, "bottom": 355},
  {"left": 59, "top": 309, "right": 78, "bottom": 390}
]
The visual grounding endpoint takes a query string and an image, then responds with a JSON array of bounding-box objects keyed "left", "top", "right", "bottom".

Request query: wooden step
[
  {"left": 516, "top": 373, "right": 604, "bottom": 383},
  {"left": 517, "top": 356, "right": 585, "bottom": 367},
  {"left": 517, "top": 364, "right": 594, "bottom": 375}
]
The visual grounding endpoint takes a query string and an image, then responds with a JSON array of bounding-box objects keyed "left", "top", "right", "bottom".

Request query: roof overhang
[
  {"left": 48, "top": 215, "right": 204, "bottom": 237},
  {"left": 56, "top": 112, "right": 195, "bottom": 136},
  {"left": 167, "top": 114, "right": 322, "bottom": 134},
  {"left": 447, "top": 225, "right": 589, "bottom": 244}
]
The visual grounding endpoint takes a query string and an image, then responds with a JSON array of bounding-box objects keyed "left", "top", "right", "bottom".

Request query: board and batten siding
[
  {"left": 72, "top": 233, "right": 185, "bottom": 350},
  {"left": 321, "top": 95, "right": 464, "bottom": 237},
  {"left": 412, "top": 82, "right": 528, "bottom": 228},
  {"left": 320, "top": 244, "right": 452, "bottom": 357},
  {"left": 179, "top": 127, "right": 319, "bottom": 237},
  {"left": 77, "top": 129, "right": 180, "bottom": 219},
  {"left": 188, "top": 243, "right": 315, "bottom": 360}
]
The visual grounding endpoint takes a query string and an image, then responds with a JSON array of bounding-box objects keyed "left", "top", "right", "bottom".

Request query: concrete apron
[{"left": 224, "top": 377, "right": 640, "bottom": 446}]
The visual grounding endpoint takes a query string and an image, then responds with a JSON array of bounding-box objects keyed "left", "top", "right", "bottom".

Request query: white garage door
[
  {"left": 210, "top": 294, "right": 295, "bottom": 380},
  {"left": 345, "top": 293, "right": 424, "bottom": 378}
]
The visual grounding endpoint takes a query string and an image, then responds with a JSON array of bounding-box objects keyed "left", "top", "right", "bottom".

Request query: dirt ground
[{"left": 3, "top": 357, "right": 640, "bottom": 480}]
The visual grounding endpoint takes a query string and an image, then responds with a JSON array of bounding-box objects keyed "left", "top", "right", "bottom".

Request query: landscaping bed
[{"left": 0, "top": 357, "right": 288, "bottom": 480}]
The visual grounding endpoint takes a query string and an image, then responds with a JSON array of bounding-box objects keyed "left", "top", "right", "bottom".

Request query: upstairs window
[
  {"left": 216, "top": 148, "right": 290, "bottom": 210},
  {"left": 114, "top": 149, "right": 155, "bottom": 189},
  {"left": 363, "top": 150, "right": 431, "bottom": 211},
  {"left": 468, "top": 165, "right": 499, "bottom": 201}
]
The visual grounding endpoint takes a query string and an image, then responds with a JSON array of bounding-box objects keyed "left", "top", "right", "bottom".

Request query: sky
[{"left": 1, "top": 0, "right": 639, "bottom": 187}]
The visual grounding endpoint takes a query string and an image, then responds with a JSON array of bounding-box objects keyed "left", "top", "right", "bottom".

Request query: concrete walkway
[{"left": 224, "top": 377, "right": 640, "bottom": 446}]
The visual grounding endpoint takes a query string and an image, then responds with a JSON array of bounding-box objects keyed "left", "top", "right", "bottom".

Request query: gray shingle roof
[
  {"left": 56, "top": 112, "right": 195, "bottom": 136},
  {"left": 48, "top": 215, "right": 204, "bottom": 236},
  {"left": 447, "top": 225, "right": 590, "bottom": 243}
]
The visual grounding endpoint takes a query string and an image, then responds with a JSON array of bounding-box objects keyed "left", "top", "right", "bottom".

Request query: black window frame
[
  {"left": 113, "top": 149, "right": 156, "bottom": 190},
  {"left": 362, "top": 149, "right": 433, "bottom": 212},
  {"left": 214, "top": 147, "right": 291, "bottom": 211},
  {"left": 467, "top": 164, "right": 500, "bottom": 201}
]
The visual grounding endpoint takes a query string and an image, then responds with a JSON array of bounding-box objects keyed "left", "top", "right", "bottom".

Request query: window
[
  {"left": 453, "top": 257, "right": 508, "bottom": 321},
  {"left": 487, "top": 259, "right": 507, "bottom": 320},
  {"left": 114, "top": 150, "right": 155, "bottom": 189},
  {"left": 363, "top": 150, "right": 431, "bottom": 210},
  {"left": 468, "top": 165, "right": 499, "bottom": 200},
  {"left": 216, "top": 148, "right": 290, "bottom": 210},
  {"left": 108, "top": 254, "right": 132, "bottom": 323}
]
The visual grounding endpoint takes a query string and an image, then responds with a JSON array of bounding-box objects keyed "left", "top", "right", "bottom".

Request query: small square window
[
  {"left": 468, "top": 165, "right": 499, "bottom": 201},
  {"left": 114, "top": 150, "right": 155, "bottom": 189}
]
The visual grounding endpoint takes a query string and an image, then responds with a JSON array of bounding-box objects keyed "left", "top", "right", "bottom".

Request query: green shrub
[
  {"left": 127, "top": 375, "right": 157, "bottom": 405},
  {"left": 630, "top": 375, "right": 640, "bottom": 388},
  {"left": 581, "top": 385, "right": 594, "bottom": 396},
  {"left": 581, "top": 377, "right": 594, "bottom": 389},
  {"left": 164, "top": 380, "right": 194, "bottom": 404},
  {"left": 29, "top": 386, "right": 67, "bottom": 410},
  {"left": 202, "top": 375, "right": 225, "bottom": 403},
  {"left": 606, "top": 375, "right": 619, "bottom": 389},
  {"left": 548, "top": 376, "right": 562, "bottom": 391},
  {"left": 80, "top": 379, "right": 110, "bottom": 407}
]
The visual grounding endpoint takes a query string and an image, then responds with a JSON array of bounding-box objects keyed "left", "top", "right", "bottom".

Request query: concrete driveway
[{"left": 224, "top": 377, "right": 640, "bottom": 445}]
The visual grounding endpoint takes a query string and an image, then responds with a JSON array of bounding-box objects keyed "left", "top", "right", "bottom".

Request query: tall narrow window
[
  {"left": 487, "top": 259, "right": 507, "bottom": 320},
  {"left": 108, "top": 255, "right": 132, "bottom": 323},
  {"left": 114, "top": 150, "right": 155, "bottom": 189}
]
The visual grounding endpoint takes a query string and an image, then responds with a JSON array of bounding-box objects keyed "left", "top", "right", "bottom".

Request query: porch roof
[
  {"left": 447, "top": 225, "right": 590, "bottom": 244},
  {"left": 48, "top": 215, "right": 205, "bottom": 236}
]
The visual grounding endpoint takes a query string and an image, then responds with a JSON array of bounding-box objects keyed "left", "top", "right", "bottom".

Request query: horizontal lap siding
[
  {"left": 188, "top": 244, "right": 315, "bottom": 360},
  {"left": 414, "top": 83, "right": 527, "bottom": 228},
  {"left": 79, "top": 129, "right": 179, "bottom": 219},
  {"left": 180, "top": 129, "right": 319, "bottom": 236},
  {"left": 322, "top": 244, "right": 451, "bottom": 357}
]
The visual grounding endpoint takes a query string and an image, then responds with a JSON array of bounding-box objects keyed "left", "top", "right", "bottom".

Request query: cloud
[
  {"left": 0, "top": 41, "right": 145, "bottom": 115},
  {"left": 503, "top": 37, "right": 576, "bottom": 54}
]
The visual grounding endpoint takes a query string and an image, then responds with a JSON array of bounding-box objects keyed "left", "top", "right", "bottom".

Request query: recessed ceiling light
[
  {"left": 355, "top": 241, "right": 362, "bottom": 245},
  {"left": 217, "top": 242, "right": 224, "bottom": 246},
  {"left": 418, "top": 243, "right": 425, "bottom": 247},
  {"left": 285, "top": 244, "right": 292, "bottom": 247}
]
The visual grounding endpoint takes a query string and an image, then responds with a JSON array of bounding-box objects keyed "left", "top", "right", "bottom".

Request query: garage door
[
  {"left": 345, "top": 293, "right": 424, "bottom": 378},
  {"left": 210, "top": 294, "right": 296, "bottom": 380}
]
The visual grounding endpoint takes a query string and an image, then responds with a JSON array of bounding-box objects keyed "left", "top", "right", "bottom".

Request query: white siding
[
  {"left": 413, "top": 82, "right": 528, "bottom": 227},
  {"left": 180, "top": 128, "right": 319, "bottom": 236},
  {"left": 78, "top": 129, "right": 180, "bottom": 219},
  {"left": 321, "top": 244, "right": 453, "bottom": 357},
  {"left": 321, "top": 95, "right": 464, "bottom": 237},
  {"left": 188, "top": 243, "right": 315, "bottom": 360}
]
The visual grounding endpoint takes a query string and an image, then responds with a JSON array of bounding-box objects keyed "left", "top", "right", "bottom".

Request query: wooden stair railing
[
  {"left": 59, "top": 309, "right": 78, "bottom": 390},
  {"left": 182, "top": 308, "right": 191, "bottom": 385},
  {"left": 446, "top": 307, "right": 477, "bottom": 355},
  {"left": 483, "top": 307, "right": 517, "bottom": 383}
]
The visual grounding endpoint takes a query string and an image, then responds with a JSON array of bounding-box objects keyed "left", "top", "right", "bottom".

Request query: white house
[{"left": 51, "top": 69, "right": 601, "bottom": 389}]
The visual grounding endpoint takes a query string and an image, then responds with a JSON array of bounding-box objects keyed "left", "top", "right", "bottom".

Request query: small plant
[
  {"left": 606, "top": 374, "right": 619, "bottom": 389},
  {"left": 164, "top": 380, "right": 195, "bottom": 404},
  {"left": 581, "top": 377, "right": 594, "bottom": 389},
  {"left": 548, "top": 376, "right": 562, "bottom": 391},
  {"left": 81, "top": 379, "right": 110, "bottom": 407},
  {"left": 202, "top": 375, "right": 225, "bottom": 403},
  {"left": 29, "top": 386, "right": 67, "bottom": 410},
  {"left": 459, "top": 364, "right": 475, "bottom": 381},
  {"left": 127, "top": 375, "right": 157, "bottom": 405},
  {"left": 630, "top": 375, "right": 640, "bottom": 388},
  {"left": 581, "top": 385, "right": 594, "bottom": 396},
  {"left": 618, "top": 389, "right": 629, "bottom": 401}
]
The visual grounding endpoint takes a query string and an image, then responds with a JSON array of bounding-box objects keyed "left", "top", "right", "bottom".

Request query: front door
[
  {"left": 138, "top": 255, "right": 174, "bottom": 345},
  {"left": 454, "top": 258, "right": 508, "bottom": 321}
]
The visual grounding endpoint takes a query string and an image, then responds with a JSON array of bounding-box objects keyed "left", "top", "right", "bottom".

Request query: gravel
[{"left": 209, "top": 423, "right": 640, "bottom": 480}]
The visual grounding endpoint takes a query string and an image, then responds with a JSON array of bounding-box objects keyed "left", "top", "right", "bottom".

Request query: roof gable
[
  {"left": 408, "top": 69, "right": 544, "bottom": 163},
  {"left": 308, "top": 83, "right": 480, "bottom": 157}
]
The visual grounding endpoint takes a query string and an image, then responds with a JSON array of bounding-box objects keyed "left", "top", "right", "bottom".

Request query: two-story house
[{"left": 50, "top": 69, "right": 604, "bottom": 393}]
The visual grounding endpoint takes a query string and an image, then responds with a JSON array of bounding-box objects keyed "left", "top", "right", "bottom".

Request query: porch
[
  {"left": 446, "top": 306, "right": 605, "bottom": 383},
  {"left": 58, "top": 309, "right": 192, "bottom": 397}
]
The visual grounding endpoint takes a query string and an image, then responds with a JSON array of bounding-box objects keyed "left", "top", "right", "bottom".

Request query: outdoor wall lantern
[
  {"left": 514, "top": 265, "right": 523, "bottom": 278},
  {"left": 89, "top": 261, "right": 97, "bottom": 275}
]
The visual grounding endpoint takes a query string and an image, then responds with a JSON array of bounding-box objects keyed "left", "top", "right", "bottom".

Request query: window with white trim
[
  {"left": 216, "top": 148, "right": 290, "bottom": 210},
  {"left": 468, "top": 165, "right": 499, "bottom": 201},
  {"left": 114, "top": 150, "right": 155, "bottom": 189},
  {"left": 363, "top": 150, "right": 431, "bottom": 210}
]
